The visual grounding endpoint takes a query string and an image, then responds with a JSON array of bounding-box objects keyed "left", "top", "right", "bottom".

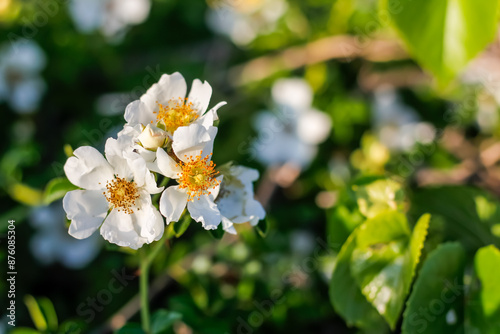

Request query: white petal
[
  {"left": 100, "top": 209, "right": 147, "bottom": 249},
  {"left": 187, "top": 79, "right": 212, "bottom": 116},
  {"left": 233, "top": 165, "right": 259, "bottom": 183},
  {"left": 297, "top": 109, "right": 332, "bottom": 145},
  {"left": 104, "top": 138, "right": 134, "bottom": 180},
  {"left": 64, "top": 146, "right": 114, "bottom": 190},
  {"left": 142, "top": 72, "right": 187, "bottom": 108},
  {"left": 173, "top": 124, "right": 217, "bottom": 162},
  {"left": 156, "top": 148, "right": 182, "bottom": 179},
  {"left": 159, "top": 186, "right": 188, "bottom": 223},
  {"left": 124, "top": 100, "right": 155, "bottom": 126},
  {"left": 221, "top": 216, "right": 237, "bottom": 235},
  {"left": 64, "top": 190, "right": 108, "bottom": 239},
  {"left": 196, "top": 101, "right": 225, "bottom": 129},
  {"left": 187, "top": 195, "right": 221, "bottom": 230},
  {"left": 245, "top": 199, "right": 266, "bottom": 224},
  {"left": 135, "top": 201, "right": 164, "bottom": 242}
]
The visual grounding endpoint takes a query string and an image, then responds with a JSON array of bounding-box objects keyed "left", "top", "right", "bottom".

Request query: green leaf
[
  {"left": 352, "top": 178, "right": 405, "bottom": 218},
  {"left": 402, "top": 242, "right": 466, "bottom": 334},
  {"left": 43, "top": 177, "right": 78, "bottom": 205},
  {"left": 209, "top": 223, "right": 225, "bottom": 239},
  {"left": 326, "top": 205, "right": 365, "bottom": 251},
  {"left": 381, "top": 0, "right": 500, "bottom": 85},
  {"left": 10, "top": 328, "right": 41, "bottom": 334},
  {"left": 38, "top": 297, "right": 58, "bottom": 331},
  {"left": 115, "top": 323, "right": 145, "bottom": 334},
  {"left": 151, "top": 309, "right": 182, "bottom": 334},
  {"left": 166, "top": 213, "right": 192, "bottom": 238},
  {"left": 476, "top": 245, "right": 500, "bottom": 317},
  {"left": 467, "top": 245, "right": 500, "bottom": 333},
  {"left": 411, "top": 186, "right": 499, "bottom": 251},
  {"left": 329, "top": 226, "right": 389, "bottom": 331},
  {"left": 350, "top": 212, "right": 430, "bottom": 329},
  {"left": 255, "top": 218, "right": 269, "bottom": 238},
  {"left": 24, "top": 295, "right": 48, "bottom": 332}
]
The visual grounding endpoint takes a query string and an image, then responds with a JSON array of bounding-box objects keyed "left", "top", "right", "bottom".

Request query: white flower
[
  {"left": 206, "top": 0, "right": 287, "bottom": 46},
  {"left": 216, "top": 165, "right": 265, "bottom": 234},
  {"left": 124, "top": 72, "right": 226, "bottom": 137},
  {"left": 252, "top": 78, "right": 332, "bottom": 168},
  {"left": 118, "top": 73, "right": 226, "bottom": 171},
  {"left": 30, "top": 201, "right": 101, "bottom": 269},
  {"left": 63, "top": 138, "right": 164, "bottom": 249},
  {"left": 0, "top": 40, "right": 46, "bottom": 114},
  {"left": 68, "top": 0, "right": 151, "bottom": 40},
  {"left": 372, "top": 87, "right": 435, "bottom": 152},
  {"left": 157, "top": 124, "right": 223, "bottom": 230}
]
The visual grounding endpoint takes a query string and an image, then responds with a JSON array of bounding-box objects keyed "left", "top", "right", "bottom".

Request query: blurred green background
[{"left": 1, "top": 0, "right": 500, "bottom": 333}]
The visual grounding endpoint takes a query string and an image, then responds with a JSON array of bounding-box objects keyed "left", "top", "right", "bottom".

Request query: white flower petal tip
[
  {"left": 63, "top": 142, "right": 165, "bottom": 249},
  {"left": 159, "top": 186, "right": 188, "bottom": 224},
  {"left": 64, "top": 146, "right": 114, "bottom": 190}
]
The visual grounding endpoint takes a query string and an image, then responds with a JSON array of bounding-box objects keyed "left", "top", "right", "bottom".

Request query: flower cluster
[{"left": 63, "top": 72, "right": 265, "bottom": 249}]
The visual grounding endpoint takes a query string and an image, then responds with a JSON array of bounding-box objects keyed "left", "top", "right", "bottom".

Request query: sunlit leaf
[
  {"left": 402, "top": 242, "right": 466, "bottom": 334},
  {"left": 381, "top": 0, "right": 500, "bottom": 85},
  {"left": 329, "top": 226, "right": 389, "bottom": 331},
  {"left": 24, "top": 295, "right": 47, "bottom": 332},
  {"left": 350, "top": 212, "right": 430, "bottom": 329},
  {"left": 352, "top": 178, "right": 405, "bottom": 218},
  {"left": 9, "top": 183, "right": 43, "bottom": 206},
  {"left": 467, "top": 245, "right": 500, "bottom": 333}
]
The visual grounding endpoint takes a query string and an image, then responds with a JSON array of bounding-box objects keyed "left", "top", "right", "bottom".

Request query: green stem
[
  {"left": 140, "top": 251, "right": 151, "bottom": 333},
  {"left": 140, "top": 233, "right": 169, "bottom": 333}
]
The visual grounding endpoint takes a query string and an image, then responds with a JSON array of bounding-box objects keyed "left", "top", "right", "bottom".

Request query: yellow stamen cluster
[
  {"left": 153, "top": 97, "right": 199, "bottom": 134},
  {"left": 177, "top": 154, "right": 220, "bottom": 201},
  {"left": 103, "top": 177, "right": 140, "bottom": 214}
]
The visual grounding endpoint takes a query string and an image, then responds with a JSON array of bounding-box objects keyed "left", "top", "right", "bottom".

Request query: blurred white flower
[
  {"left": 63, "top": 139, "right": 164, "bottom": 249},
  {"left": 216, "top": 165, "right": 265, "bottom": 234},
  {"left": 253, "top": 78, "right": 332, "bottom": 168},
  {"left": 30, "top": 202, "right": 101, "bottom": 269},
  {"left": 68, "top": 0, "right": 151, "bottom": 40},
  {"left": 157, "top": 124, "right": 223, "bottom": 230},
  {"left": 0, "top": 40, "right": 46, "bottom": 114},
  {"left": 206, "top": 0, "right": 287, "bottom": 46},
  {"left": 372, "top": 87, "right": 436, "bottom": 152}
]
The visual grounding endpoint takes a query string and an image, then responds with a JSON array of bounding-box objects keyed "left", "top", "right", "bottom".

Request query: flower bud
[{"left": 137, "top": 124, "right": 168, "bottom": 150}]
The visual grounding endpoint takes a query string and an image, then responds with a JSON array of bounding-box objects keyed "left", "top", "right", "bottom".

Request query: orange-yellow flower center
[
  {"left": 177, "top": 154, "right": 220, "bottom": 201},
  {"left": 103, "top": 177, "right": 140, "bottom": 214},
  {"left": 153, "top": 97, "right": 199, "bottom": 134}
]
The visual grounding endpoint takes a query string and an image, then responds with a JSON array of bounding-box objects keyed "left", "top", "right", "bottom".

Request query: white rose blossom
[
  {"left": 216, "top": 165, "right": 266, "bottom": 234},
  {"left": 63, "top": 138, "right": 164, "bottom": 249},
  {"left": 156, "top": 123, "right": 223, "bottom": 230},
  {"left": 117, "top": 72, "right": 226, "bottom": 171}
]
